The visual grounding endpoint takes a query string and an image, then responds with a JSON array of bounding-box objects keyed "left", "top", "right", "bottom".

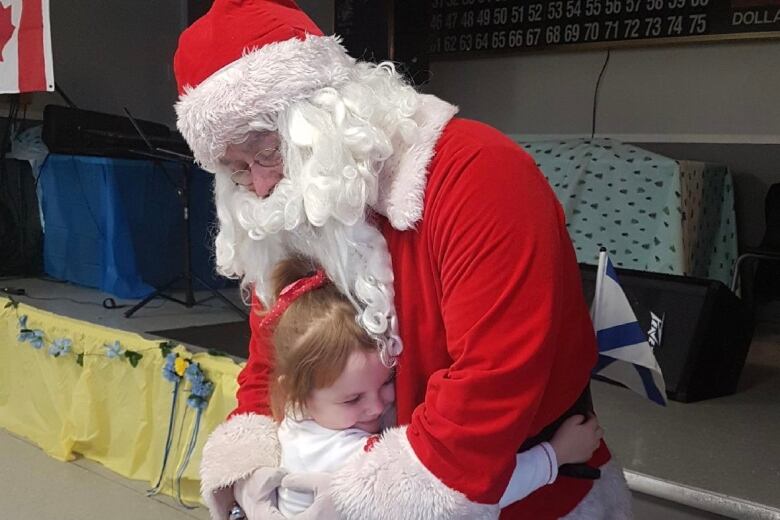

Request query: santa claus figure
[{"left": 173, "top": 0, "right": 633, "bottom": 518}]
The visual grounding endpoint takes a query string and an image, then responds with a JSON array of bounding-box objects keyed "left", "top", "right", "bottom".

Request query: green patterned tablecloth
[{"left": 519, "top": 139, "right": 738, "bottom": 286}]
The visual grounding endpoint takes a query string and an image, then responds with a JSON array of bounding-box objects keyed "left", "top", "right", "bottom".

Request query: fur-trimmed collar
[{"left": 373, "top": 95, "right": 458, "bottom": 231}]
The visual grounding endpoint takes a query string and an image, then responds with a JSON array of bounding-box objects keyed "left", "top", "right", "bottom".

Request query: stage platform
[{"left": 1, "top": 276, "right": 779, "bottom": 519}]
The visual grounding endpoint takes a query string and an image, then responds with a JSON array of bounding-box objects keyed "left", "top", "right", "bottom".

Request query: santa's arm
[
  {"left": 200, "top": 293, "right": 280, "bottom": 519},
  {"left": 233, "top": 293, "right": 274, "bottom": 418},
  {"left": 329, "top": 143, "right": 576, "bottom": 518}
]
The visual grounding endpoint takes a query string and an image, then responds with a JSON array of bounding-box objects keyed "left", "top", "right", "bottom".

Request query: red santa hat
[{"left": 173, "top": 0, "right": 355, "bottom": 171}]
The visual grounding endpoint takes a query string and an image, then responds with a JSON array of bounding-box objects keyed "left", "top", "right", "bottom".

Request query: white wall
[
  {"left": 426, "top": 40, "right": 780, "bottom": 246},
  {"left": 428, "top": 40, "right": 780, "bottom": 246},
  {"left": 427, "top": 40, "right": 780, "bottom": 145},
  {"left": 3, "top": 0, "right": 185, "bottom": 126},
  {"left": 5, "top": 0, "right": 329, "bottom": 127},
  {"left": 4, "top": 1, "right": 776, "bottom": 245}
]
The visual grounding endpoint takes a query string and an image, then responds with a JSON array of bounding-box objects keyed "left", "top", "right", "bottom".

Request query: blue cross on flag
[{"left": 591, "top": 250, "right": 668, "bottom": 406}]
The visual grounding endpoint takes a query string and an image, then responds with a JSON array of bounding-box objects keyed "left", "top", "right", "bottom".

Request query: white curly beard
[
  {"left": 213, "top": 165, "right": 403, "bottom": 359},
  {"left": 216, "top": 180, "right": 402, "bottom": 359},
  {"left": 209, "top": 62, "right": 429, "bottom": 361}
]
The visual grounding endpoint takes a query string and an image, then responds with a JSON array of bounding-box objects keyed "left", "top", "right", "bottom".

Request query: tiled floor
[
  {"left": 0, "top": 427, "right": 210, "bottom": 520},
  {"left": 594, "top": 322, "right": 780, "bottom": 511},
  {"left": 0, "top": 278, "right": 239, "bottom": 519},
  {"left": 2, "top": 278, "right": 779, "bottom": 519}
]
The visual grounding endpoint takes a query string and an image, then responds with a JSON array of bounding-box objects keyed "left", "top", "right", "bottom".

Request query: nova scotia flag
[{"left": 591, "top": 250, "right": 668, "bottom": 406}]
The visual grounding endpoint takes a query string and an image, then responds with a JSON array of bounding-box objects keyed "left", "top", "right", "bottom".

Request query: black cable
[
  {"left": 6, "top": 289, "right": 233, "bottom": 311},
  {"left": 591, "top": 49, "right": 611, "bottom": 140},
  {"left": 55, "top": 83, "right": 79, "bottom": 109},
  {"left": 0, "top": 274, "right": 68, "bottom": 284},
  {"left": 12, "top": 292, "right": 167, "bottom": 309},
  {"left": 0, "top": 276, "right": 31, "bottom": 283},
  {"left": 1, "top": 95, "right": 19, "bottom": 162}
]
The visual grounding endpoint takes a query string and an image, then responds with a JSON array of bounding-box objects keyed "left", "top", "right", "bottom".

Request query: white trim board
[
  {"left": 625, "top": 469, "right": 780, "bottom": 520},
  {"left": 508, "top": 133, "right": 780, "bottom": 145}
]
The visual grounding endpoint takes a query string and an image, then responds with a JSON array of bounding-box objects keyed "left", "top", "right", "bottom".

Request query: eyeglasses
[{"left": 230, "top": 146, "right": 282, "bottom": 186}]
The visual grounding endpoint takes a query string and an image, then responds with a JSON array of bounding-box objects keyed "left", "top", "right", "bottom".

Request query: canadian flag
[{"left": 0, "top": 0, "right": 53, "bottom": 94}]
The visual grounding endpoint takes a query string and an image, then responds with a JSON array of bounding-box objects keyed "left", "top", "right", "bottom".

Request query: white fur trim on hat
[
  {"left": 176, "top": 34, "right": 355, "bottom": 172},
  {"left": 329, "top": 426, "right": 499, "bottom": 520},
  {"left": 199, "top": 413, "right": 280, "bottom": 519}
]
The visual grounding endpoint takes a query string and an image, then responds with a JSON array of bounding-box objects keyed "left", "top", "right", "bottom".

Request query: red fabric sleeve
[
  {"left": 230, "top": 292, "right": 273, "bottom": 418},
  {"left": 407, "top": 142, "right": 576, "bottom": 504}
]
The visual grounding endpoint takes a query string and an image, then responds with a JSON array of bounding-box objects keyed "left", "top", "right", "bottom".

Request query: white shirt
[
  {"left": 277, "top": 417, "right": 371, "bottom": 517},
  {"left": 276, "top": 417, "right": 557, "bottom": 516}
]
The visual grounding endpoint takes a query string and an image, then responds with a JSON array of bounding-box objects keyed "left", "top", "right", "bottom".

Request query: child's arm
[{"left": 499, "top": 414, "right": 603, "bottom": 508}]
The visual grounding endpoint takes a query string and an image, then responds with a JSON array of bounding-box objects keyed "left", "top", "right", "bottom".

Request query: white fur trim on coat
[
  {"left": 375, "top": 94, "right": 458, "bottom": 231},
  {"left": 199, "top": 413, "right": 280, "bottom": 520},
  {"left": 176, "top": 35, "right": 354, "bottom": 172},
  {"left": 329, "top": 426, "right": 500, "bottom": 520},
  {"left": 561, "top": 460, "right": 634, "bottom": 519}
]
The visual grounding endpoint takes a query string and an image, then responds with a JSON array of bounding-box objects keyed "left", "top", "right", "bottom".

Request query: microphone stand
[{"left": 123, "top": 149, "right": 247, "bottom": 320}]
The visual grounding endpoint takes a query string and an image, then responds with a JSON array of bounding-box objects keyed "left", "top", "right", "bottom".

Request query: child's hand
[{"left": 549, "top": 414, "right": 603, "bottom": 466}]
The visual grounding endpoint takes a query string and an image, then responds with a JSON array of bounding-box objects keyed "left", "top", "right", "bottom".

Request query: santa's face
[
  {"left": 208, "top": 92, "right": 403, "bottom": 363},
  {"left": 220, "top": 131, "right": 284, "bottom": 197}
]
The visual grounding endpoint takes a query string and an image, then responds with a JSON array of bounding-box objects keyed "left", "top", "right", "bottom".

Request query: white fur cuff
[
  {"left": 330, "top": 426, "right": 500, "bottom": 520},
  {"left": 199, "top": 413, "right": 280, "bottom": 519},
  {"left": 560, "top": 460, "right": 633, "bottom": 519}
]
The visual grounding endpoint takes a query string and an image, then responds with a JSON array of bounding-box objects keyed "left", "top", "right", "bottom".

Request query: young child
[{"left": 231, "top": 257, "right": 604, "bottom": 518}]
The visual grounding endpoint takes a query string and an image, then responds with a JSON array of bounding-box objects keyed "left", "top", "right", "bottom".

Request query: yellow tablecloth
[{"left": 0, "top": 298, "right": 242, "bottom": 503}]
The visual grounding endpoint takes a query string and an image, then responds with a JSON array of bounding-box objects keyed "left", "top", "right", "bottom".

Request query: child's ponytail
[
  {"left": 266, "top": 256, "right": 376, "bottom": 422},
  {"left": 269, "top": 256, "right": 319, "bottom": 301}
]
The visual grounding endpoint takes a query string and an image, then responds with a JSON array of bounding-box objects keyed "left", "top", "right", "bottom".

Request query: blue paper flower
[
  {"left": 29, "top": 331, "right": 44, "bottom": 349},
  {"left": 48, "top": 338, "right": 72, "bottom": 357},
  {"left": 104, "top": 340, "right": 124, "bottom": 359},
  {"left": 186, "top": 395, "right": 208, "bottom": 410},
  {"left": 191, "top": 379, "right": 214, "bottom": 400},
  {"left": 19, "top": 328, "right": 45, "bottom": 349},
  {"left": 17, "top": 315, "right": 44, "bottom": 348},
  {"left": 162, "top": 353, "right": 181, "bottom": 382},
  {"left": 184, "top": 362, "right": 205, "bottom": 385}
]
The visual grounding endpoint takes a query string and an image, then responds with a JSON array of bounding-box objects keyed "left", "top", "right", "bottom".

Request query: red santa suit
[
  {"left": 229, "top": 114, "right": 612, "bottom": 519},
  {"left": 173, "top": 2, "right": 631, "bottom": 519}
]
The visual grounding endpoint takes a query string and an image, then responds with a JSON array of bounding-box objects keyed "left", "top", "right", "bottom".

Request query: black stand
[{"left": 124, "top": 152, "right": 247, "bottom": 320}]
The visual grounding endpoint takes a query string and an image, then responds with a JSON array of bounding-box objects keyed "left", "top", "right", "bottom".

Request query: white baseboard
[
  {"left": 509, "top": 133, "right": 780, "bottom": 145},
  {"left": 625, "top": 469, "right": 780, "bottom": 520}
]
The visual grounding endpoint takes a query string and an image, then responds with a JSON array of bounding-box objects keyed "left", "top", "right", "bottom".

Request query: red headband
[{"left": 260, "top": 269, "right": 329, "bottom": 329}]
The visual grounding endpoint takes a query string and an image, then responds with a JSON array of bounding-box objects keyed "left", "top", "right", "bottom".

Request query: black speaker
[
  {"left": 0, "top": 159, "right": 43, "bottom": 276},
  {"left": 579, "top": 264, "right": 754, "bottom": 403},
  {"left": 41, "top": 105, "right": 185, "bottom": 158}
]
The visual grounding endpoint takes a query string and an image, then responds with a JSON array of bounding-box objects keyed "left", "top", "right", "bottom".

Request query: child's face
[{"left": 306, "top": 349, "right": 395, "bottom": 433}]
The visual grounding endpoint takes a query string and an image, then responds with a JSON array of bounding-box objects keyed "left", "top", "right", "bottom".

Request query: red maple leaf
[{"left": 0, "top": 4, "right": 15, "bottom": 63}]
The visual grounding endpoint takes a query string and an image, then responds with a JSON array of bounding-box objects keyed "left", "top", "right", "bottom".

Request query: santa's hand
[
  {"left": 282, "top": 472, "right": 339, "bottom": 519},
  {"left": 233, "top": 466, "right": 288, "bottom": 520}
]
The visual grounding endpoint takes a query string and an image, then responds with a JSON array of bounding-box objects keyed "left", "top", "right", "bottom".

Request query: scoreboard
[{"left": 428, "top": 0, "right": 780, "bottom": 56}]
